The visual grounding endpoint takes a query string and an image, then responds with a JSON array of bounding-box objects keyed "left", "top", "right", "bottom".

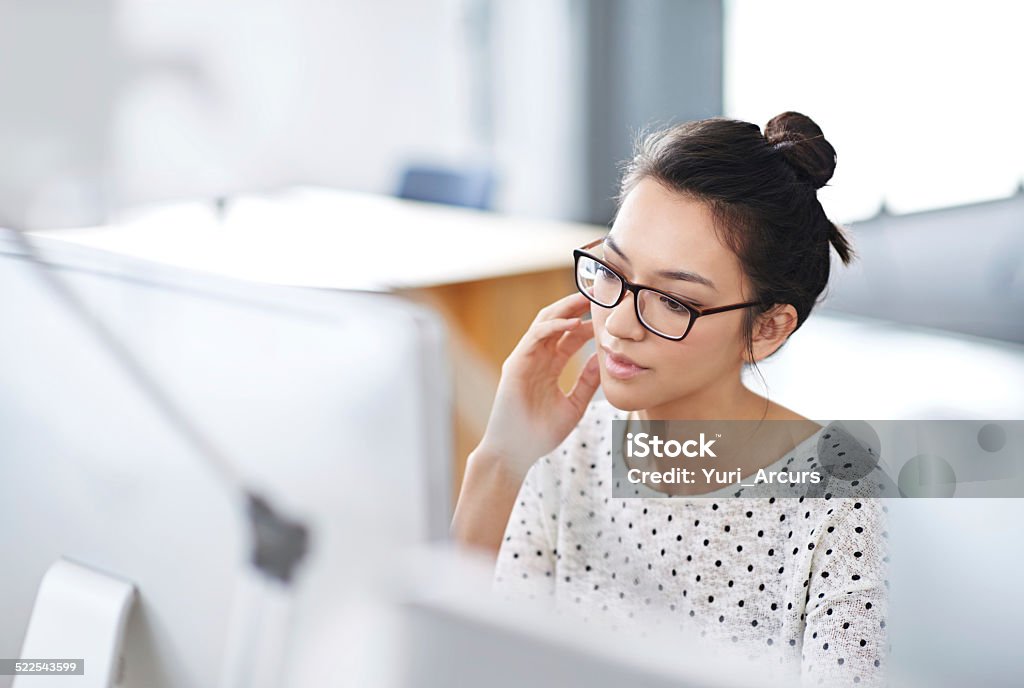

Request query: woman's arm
[
  {"left": 450, "top": 446, "right": 530, "bottom": 556},
  {"left": 800, "top": 498, "right": 891, "bottom": 687},
  {"left": 491, "top": 461, "right": 557, "bottom": 600}
]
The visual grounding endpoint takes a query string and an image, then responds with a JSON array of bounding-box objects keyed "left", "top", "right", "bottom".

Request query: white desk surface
[{"left": 31, "top": 187, "right": 602, "bottom": 291}]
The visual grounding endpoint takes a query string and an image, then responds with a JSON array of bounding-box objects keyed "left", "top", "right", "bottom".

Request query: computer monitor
[
  {"left": 0, "top": 228, "right": 452, "bottom": 687},
  {"left": 885, "top": 499, "right": 1024, "bottom": 687}
]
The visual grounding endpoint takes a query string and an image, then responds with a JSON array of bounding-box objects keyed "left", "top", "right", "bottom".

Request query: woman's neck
[
  {"left": 621, "top": 379, "right": 822, "bottom": 496},
  {"left": 637, "top": 380, "right": 768, "bottom": 422}
]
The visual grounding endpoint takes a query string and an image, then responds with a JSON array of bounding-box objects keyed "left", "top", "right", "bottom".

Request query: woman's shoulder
[
  {"left": 810, "top": 421, "right": 900, "bottom": 499},
  {"left": 731, "top": 419, "right": 897, "bottom": 501},
  {"left": 763, "top": 399, "right": 818, "bottom": 424}
]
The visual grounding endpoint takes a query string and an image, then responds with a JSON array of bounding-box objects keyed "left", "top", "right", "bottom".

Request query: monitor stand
[{"left": 14, "top": 558, "right": 136, "bottom": 687}]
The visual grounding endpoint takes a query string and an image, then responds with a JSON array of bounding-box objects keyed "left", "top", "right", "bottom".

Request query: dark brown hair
[{"left": 617, "top": 111, "right": 854, "bottom": 367}]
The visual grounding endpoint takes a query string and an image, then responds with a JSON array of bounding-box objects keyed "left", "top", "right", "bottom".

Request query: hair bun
[{"left": 764, "top": 111, "right": 836, "bottom": 190}]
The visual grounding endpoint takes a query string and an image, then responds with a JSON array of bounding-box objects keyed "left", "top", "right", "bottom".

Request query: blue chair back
[{"left": 397, "top": 165, "right": 495, "bottom": 210}]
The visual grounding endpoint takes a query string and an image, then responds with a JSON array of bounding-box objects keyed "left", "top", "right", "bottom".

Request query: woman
[{"left": 452, "top": 112, "right": 890, "bottom": 687}]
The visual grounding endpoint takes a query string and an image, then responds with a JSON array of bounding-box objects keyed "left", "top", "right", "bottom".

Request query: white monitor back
[{"left": 0, "top": 229, "right": 452, "bottom": 687}]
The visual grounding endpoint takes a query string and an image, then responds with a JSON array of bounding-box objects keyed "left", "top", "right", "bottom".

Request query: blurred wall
[
  {"left": 582, "top": 0, "right": 723, "bottom": 224},
  {"left": 113, "top": 0, "right": 479, "bottom": 209},
  {"left": 0, "top": 0, "right": 119, "bottom": 228},
  {"left": 0, "top": 0, "right": 725, "bottom": 229},
  {"left": 7, "top": 0, "right": 1020, "bottom": 236},
  {"left": 0, "top": 0, "right": 483, "bottom": 228}
]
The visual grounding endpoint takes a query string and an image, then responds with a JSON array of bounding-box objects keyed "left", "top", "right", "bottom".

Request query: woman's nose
[{"left": 603, "top": 291, "right": 645, "bottom": 340}]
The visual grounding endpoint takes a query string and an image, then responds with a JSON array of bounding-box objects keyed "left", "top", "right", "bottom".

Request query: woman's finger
[
  {"left": 554, "top": 319, "right": 594, "bottom": 358},
  {"left": 520, "top": 317, "right": 581, "bottom": 351},
  {"left": 535, "top": 292, "right": 591, "bottom": 324},
  {"left": 566, "top": 352, "right": 601, "bottom": 414}
]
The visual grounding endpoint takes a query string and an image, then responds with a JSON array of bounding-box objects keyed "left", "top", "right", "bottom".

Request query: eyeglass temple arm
[{"left": 695, "top": 301, "right": 761, "bottom": 316}]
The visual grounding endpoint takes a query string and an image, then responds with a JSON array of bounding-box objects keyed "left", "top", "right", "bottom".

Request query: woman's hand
[{"left": 476, "top": 291, "right": 601, "bottom": 480}]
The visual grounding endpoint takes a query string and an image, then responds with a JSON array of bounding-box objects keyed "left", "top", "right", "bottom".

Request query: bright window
[{"left": 724, "top": 0, "right": 1024, "bottom": 222}]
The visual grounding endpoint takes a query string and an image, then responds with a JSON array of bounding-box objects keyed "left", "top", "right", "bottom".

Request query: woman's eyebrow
[{"left": 605, "top": 235, "right": 717, "bottom": 291}]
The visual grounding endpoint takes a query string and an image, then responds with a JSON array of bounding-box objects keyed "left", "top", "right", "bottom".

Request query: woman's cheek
[{"left": 686, "top": 320, "right": 742, "bottom": 365}]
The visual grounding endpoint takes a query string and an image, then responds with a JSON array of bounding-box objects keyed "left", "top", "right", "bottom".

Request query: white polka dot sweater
[{"left": 494, "top": 399, "right": 891, "bottom": 687}]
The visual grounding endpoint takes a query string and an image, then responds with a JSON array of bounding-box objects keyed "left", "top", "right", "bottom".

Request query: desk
[{"left": 32, "top": 187, "right": 603, "bottom": 505}]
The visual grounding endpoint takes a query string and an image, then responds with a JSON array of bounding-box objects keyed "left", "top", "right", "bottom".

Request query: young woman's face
[{"left": 592, "top": 177, "right": 754, "bottom": 412}]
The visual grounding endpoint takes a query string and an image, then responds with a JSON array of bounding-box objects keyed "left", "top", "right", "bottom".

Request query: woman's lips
[{"left": 601, "top": 347, "right": 649, "bottom": 380}]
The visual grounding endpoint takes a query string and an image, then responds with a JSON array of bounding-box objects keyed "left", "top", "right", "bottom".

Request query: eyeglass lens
[{"left": 576, "top": 255, "right": 691, "bottom": 338}]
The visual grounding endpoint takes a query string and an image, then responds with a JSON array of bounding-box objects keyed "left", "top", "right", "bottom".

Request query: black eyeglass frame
[{"left": 573, "top": 237, "right": 762, "bottom": 341}]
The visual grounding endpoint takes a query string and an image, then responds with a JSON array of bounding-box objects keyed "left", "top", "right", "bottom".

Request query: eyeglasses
[{"left": 573, "top": 237, "right": 761, "bottom": 341}]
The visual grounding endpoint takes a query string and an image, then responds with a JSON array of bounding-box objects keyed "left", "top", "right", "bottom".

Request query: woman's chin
[{"left": 600, "top": 384, "right": 647, "bottom": 412}]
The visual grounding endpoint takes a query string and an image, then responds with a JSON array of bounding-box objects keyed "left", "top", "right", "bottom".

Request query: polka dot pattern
[{"left": 494, "top": 400, "right": 891, "bottom": 687}]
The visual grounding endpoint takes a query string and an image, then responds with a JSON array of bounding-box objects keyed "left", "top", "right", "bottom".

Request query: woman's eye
[
  {"left": 596, "top": 265, "right": 617, "bottom": 279},
  {"left": 659, "top": 296, "right": 687, "bottom": 312}
]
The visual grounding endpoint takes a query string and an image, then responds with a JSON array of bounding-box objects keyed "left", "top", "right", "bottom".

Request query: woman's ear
[{"left": 746, "top": 304, "right": 799, "bottom": 363}]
